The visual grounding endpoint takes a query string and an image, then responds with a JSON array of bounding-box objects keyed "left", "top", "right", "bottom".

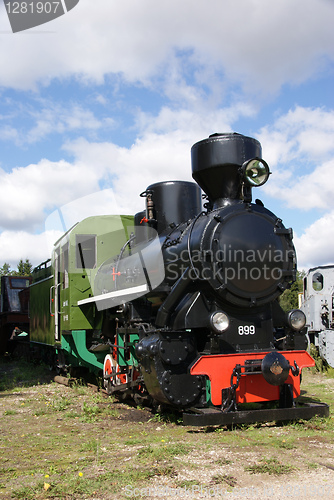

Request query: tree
[
  {"left": 279, "top": 270, "right": 305, "bottom": 312},
  {"left": 0, "top": 259, "right": 33, "bottom": 277},
  {"left": 0, "top": 263, "right": 12, "bottom": 276},
  {"left": 15, "top": 259, "right": 33, "bottom": 276}
]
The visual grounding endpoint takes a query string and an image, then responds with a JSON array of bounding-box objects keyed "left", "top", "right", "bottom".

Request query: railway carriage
[{"left": 0, "top": 275, "right": 31, "bottom": 355}]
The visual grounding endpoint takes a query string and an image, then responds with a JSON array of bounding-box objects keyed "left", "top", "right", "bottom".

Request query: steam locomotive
[{"left": 28, "top": 133, "right": 328, "bottom": 425}]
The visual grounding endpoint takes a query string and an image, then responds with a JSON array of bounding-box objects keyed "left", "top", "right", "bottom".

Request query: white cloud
[
  {"left": 0, "top": 100, "right": 113, "bottom": 146},
  {"left": 259, "top": 107, "right": 334, "bottom": 208},
  {"left": 2, "top": 101, "right": 333, "bottom": 268},
  {"left": 0, "top": 103, "right": 223, "bottom": 231},
  {"left": 259, "top": 107, "right": 334, "bottom": 167},
  {"left": 256, "top": 106, "right": 334, "bottom": 269},
  {"left": 94, "top": 94, "right": 109, "bottom": 106},
  {"left": 262, "top": 157, "right": 334, "bottom": 212},
  {"left": 63, "top": 134, "right": 193, "bottom": 215},
  {"left": 0, "top": 0, "right": 333, "bottom": 274},
  {"left": 0, "top": 230, "right": 59, "bottom": 268},
  {"left": 0, "top": 158, "right": 104, "bottom": 230},
  {"left": 63, "top": 103, "right": 257, "bottom": 212},
  {"left": 44, "top": 189, "right": 124, "bottom": 236},
  {"left": 0, "top": 184, "right": 133, "bottom": 266},
  {"left": 0, "top": 125, "right": 20, "bottom": 143},
  {"left": 0, "top": 105, "right": 218, "bottom": 233},
  {"left": 26, "top": 105, "right": 103, "bottom": 143},
  {"left": 294, "top": 211, "right": 334, "bottom": 269},
  {"left": 135, "top": 103, "right": 255, "bottom": 136},
  {"left": 0, "top": 0, "right": 333, "bottom": 98}
]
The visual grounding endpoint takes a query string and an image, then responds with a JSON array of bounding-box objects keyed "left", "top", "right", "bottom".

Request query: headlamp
[
  {"left": 241, "top": 158, "right": 271, "bottom": 187},
  {"left": 210, "top": 311, "right": 229, "bottom": 333},
  {"left": 287, "top": 309, "right": 306, "bottom": 331}
]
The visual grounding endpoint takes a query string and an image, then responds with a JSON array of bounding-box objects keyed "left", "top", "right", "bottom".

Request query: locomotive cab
[{"left": 300, "top": 265, "right": 334, "bottom": 368}]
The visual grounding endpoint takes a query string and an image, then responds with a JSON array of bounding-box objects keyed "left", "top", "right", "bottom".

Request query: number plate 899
[{"left": 238, "top": 325, "right": 255, "bottom": 335}]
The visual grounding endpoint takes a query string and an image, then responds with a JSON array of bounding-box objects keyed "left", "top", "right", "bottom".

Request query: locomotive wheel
[{"left": 103, "top": 354, "right": 127, "bottom": 394}]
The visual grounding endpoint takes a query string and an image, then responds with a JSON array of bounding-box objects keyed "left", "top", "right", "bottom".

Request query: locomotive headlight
[
  {"left": 210, "top": 312, "right": 229, "bottom": 333},
  {"left": 241, "top": 158, "right": 271, "bottom": 187},
  {"left": 287, "top": 309, "right": 306, "bottom": 331}
]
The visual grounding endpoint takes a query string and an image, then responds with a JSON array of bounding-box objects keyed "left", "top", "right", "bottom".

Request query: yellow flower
[
  {"left": 45, "top": 474, "right": 49, "bottom": 478},
  {"left": 78, "top": 472, "right": 83, "bottom": 477}
]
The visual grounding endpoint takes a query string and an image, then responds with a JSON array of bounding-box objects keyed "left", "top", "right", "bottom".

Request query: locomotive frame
[{"left": 23, "top": 133, "right": 329, "bottom": 425}]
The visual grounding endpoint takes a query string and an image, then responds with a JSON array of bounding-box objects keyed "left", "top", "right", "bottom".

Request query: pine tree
[
  {"left": 0, "top": 263, "right": 12, "bottom": 276},
  {"left": 16, "top": 259, "right": 25, "bottom": 275},
  {"left": 23, "top": 259, "right": 33, "bottom": 276},
  {"left": 0, "top": 260, "right": 33, "bottom": 277},
  {"left": 15, "top": 259, "right": 33, "bottom": 276}
]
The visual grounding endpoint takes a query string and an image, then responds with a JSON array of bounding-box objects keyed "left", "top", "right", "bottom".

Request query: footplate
[{"left": 183, "top": 402, "right": 329, "bottom": 426}]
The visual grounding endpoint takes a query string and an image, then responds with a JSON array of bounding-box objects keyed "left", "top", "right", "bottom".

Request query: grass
[
  {"left": 245, "top": 457, "right": 295, "bottom": 475},
  {"left": 211, "top": 473, "right": 238, "bottom": 487},
  {"left": 0, "top": 359, "right": 334, "bottom": 499},
  {"left": 0, "top": 359, "right": 52, "bottom": 391}
]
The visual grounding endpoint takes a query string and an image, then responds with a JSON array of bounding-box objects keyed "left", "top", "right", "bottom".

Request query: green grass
[
  {"left": 1, "top": 358, "right": 334, "bottom": 499},
  {"left": 211, "top": 473, "right": 238, "bottom": 487},
  {"left": 0, "top": 359, "right": 52, "bottom": 391},
  {"left": 3, "top": 409, "right": 17, "bottom": 416},
  {"left": 245, "top": 457, "right": 295, "bottom": 475}
]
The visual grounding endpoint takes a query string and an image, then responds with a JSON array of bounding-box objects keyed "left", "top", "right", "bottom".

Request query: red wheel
[{"left": 103, "top": 354, "right": 127, "bottom": 393}]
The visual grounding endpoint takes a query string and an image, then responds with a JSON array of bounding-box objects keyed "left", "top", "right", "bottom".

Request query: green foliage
[
  {"left": 309, "top": 344, "right": 334, "bottom": 375},
  {"left": 279, "top": 270, "right": 305, "bottom": 312},
  {"left": 0, "top": 262, "right": 12, "bottom": 276},
  {"left": 0, "top": 259, "right": 33, "bottom": 277},
  {"left": 309, "top": 343, "right": 325, "bottom": 372},
  {"left": 15, "top": 258, "right": 33, "bottom": 276}
]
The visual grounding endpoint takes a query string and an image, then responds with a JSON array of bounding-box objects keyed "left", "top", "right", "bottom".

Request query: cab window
[
  {"left": 76, "top": 234, "right": 96, "bottom": 269},
  {"left": 312, "top": 272, "right": 323, "bottom": 291}
]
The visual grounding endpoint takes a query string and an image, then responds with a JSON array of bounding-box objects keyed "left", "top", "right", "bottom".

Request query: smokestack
[{"left": 191, "top": 133, "right": 262, "bottom": 205}]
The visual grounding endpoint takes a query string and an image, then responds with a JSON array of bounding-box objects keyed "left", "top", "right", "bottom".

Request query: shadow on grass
[{"left": 0, "top": 356, "right": 56, "bottom": 392}]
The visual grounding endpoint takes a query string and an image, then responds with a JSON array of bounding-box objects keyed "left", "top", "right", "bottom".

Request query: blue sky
[{"left": 0, "top": 0, "right": 334, "bottom": 270}]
